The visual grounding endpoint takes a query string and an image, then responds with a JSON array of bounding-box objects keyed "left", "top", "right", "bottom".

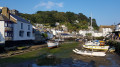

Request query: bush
[{"left": 42, "top": 33, "right": 48, "bottom": 38}]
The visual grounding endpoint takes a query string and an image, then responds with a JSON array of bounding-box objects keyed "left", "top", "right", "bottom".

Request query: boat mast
[
  {"left": 91, "top": 13, "right": 93, "bottom": 53},
  {"left": 91, "top": 13, "right": 92, "bottom": 31}
]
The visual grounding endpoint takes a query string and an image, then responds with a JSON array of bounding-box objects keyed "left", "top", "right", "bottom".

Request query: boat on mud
[
  {"left": 73, "top": 14, "right": 106, "bottom": 57},
  {"left": 73, "top": 48, "right": 106, "bottom": 56},
  {"left": 55, "top": 38, "right": 64, "bottom": 42},
  {"left": 83, "top": 45, "right": 109, "bottom": 51},
  {"left": 83, "top": 40, "right": 109, "bottom": 51},
  {"left": 47, "top": 40, "right": 59, "bottom": 49}
]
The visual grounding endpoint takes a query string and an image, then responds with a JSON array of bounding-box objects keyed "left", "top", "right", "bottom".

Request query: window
[
  {"left": 19, "top": 31, "right": 24, "bottom": 37},
  {"left": 5, "top": 31, "right": 13, "bottom": 37},
  {"left": 5, "top": 22, "right": 8, "bottom": 27},
  {"left": 27, "top": 32, "right": 30, "bottom": 37},
  {"left": 21, "top": 23, "right": 23, "bottom": 29},
  {"left": 5, "top": 32, "right": 7, "bottom": 37},
  {"left": 28, "top": 25, "right": 30, "bottom": 30}
]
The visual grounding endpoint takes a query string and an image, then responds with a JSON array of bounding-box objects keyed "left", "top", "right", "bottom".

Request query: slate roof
[
  {"left": 0, "top": 14, "right": 9, "bottom": 21},
  {"left": 10, "top": 14, "right": 31, "bottom": 24}
]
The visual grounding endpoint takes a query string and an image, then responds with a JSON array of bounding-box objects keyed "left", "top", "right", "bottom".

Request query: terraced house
[{"left": 0, "top": 7, "right": 34, "bottom": 46}]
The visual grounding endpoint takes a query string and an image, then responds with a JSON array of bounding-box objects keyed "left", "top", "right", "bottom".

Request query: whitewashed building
[
  {"left": 115, "top": 23, "right": 120, "bottom": 31},
  {"left": 10, "top": 14, "right": 34, "bottom": 41},
  {"left": 99, "top": 25, "right": 115, "bottom": 36},
  {"left": 79, "top": 25, "right": 115, "bottom": 37},
  {"left": 0, "top": 7, "right": 34, "bottom": 45},
  {"left": 46, "top": 31, "right": 53, "bottom": 39}
]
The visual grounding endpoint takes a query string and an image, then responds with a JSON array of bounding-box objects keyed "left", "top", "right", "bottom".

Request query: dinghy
[
  {"left": 47, "top": 40, "right": 59, "bottom": 48},
  {"left": 73, "top": 48, "right": 106, "bottom": 56}
]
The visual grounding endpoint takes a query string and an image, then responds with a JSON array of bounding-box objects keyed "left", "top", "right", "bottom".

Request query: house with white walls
[
  {"left": 10, "top": 14, "right": 34, "bottom": 41},
  {"left": 99, "top": 25, "right": 115, "bottom": 36},
  {"left": 0, "top": 8, "right": 14, "bottom": 45},
  {"left": 115, "top": 23, "right": 120, "bottom": 31},
  {"left": 0, "top": 7, "right": 34, "bottom": 46},
  {"left": 79, "top": 25, "right": 115, "bottom": 37}
]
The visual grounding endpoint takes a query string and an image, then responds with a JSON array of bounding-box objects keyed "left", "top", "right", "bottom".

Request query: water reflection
[
  {"left": 35, "top": 55, "right": 61, "bottom": 66},
  {"left": 32, "top": 57, "right": 95, "bottom": 67}
]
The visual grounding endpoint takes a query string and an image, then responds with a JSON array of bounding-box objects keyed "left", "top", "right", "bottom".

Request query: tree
[{"left": 20, "top": 11, "right": 99, "bottom": 31}]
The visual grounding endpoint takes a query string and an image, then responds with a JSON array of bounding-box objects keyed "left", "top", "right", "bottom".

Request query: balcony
[
  {"left": 5, "top": 37, "right": 13, "bottom": 41},
  {"left": 5, "top": 27, "right": 13, "bottom": 32}
]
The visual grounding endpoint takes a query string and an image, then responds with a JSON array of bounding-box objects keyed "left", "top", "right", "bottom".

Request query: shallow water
[
  {"left": 0, "top": 53, "right": 120, "bottom": 67},
  {"left": 0, "top": 58, "right": 95, "bottom": 67}
]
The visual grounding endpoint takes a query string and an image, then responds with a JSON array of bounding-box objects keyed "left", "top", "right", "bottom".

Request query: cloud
[{"left": 34, "top": 1, "right": 63, "bottom": 9}]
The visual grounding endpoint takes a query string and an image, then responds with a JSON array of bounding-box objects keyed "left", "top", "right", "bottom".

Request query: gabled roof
[
  {"left": 99, "top": 25, "right": 115, "bottom": 28},
  {"left": 10, "top": 14, "right": 31, "bottom": 24},
  {"left": 0, "top": 14, "right": 10, "bottom": 21}
]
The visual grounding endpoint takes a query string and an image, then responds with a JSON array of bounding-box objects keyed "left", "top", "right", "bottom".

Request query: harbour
[{"left": 0, "top": 40, "right": 120, "bottom": 67}]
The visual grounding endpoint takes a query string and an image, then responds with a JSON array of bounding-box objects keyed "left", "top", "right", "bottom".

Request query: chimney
[
  {"left": 2, "top": 7, "right": 10, "bottom": 19},
  {"left": 10, "top": 9, "right": 19, "bottom": 16}
]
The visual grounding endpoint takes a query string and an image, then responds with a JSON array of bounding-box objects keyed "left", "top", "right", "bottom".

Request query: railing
[
  {"left": 5, "top": 27, "right": 13, "bottom": 32},
  {"left": 5, "top": 37, "right": 13, "bottom": 41}
]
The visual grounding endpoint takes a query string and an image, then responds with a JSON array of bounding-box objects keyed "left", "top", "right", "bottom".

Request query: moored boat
[
  {"left": 83, "top": 40, "right": 109, "bottom": 51},
  {"left": 55, "top": 38, "right": 64, "bottom": 42},
  {"left": 73, "top": 48, "right": 106, "bottom": 56},
  {"left": 83, "top": 45, "right": 109, "bottom": 51},
  {"left": 47, "top": 40, "right": 59, "bottom": 48}
]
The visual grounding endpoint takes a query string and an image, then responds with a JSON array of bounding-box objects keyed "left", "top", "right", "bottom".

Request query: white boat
[
  {"left": 85, "top": 40, "right": 100, "bottom": 46},
  {"left": 73, "top": 14, "right": 106, "bottom": 56},
  {"left": 73, "top": 48, "right": 106, "bottom": 56},
  {"left": 83, "top": 40, "right": 109, "bottom": 51},
  {"left": 55, "top": 38, "right": 64, "bottom": 42},
  {"left": 47, "top": 40, "right": 59, "bottom": 48},
  {"left": 83, "top": 45, "right": 109, "bottom": 51}
]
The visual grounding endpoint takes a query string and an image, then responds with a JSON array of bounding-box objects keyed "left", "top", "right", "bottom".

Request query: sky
[{"left": 0, "top": 0, "right": 120, "bottom": 26}]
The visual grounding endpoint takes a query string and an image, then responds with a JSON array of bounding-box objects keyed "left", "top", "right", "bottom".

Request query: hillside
[{"left": 20, "top": 11, "right": 99, "bottom": 31}]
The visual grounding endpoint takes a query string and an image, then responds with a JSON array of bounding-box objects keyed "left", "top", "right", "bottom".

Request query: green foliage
[
  {"left": 94, "top": 36, "right": 104, "bottom": 40},
  {"left": 86, "top": 33, "right": 92, "bottom": 37},
  {"left": 42, "top": 33, "right": 48, "bottom": 38},
  {"left": 20, "top": 11, "right": 99, "bottom": 31}
]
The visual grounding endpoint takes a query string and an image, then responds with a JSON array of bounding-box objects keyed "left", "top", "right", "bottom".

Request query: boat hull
[
  {"left": 83, "top": 45, "right": 109, "bottom": 51},
  {"left": 47, "top": 42, "right": 59, "bottom": 49}
]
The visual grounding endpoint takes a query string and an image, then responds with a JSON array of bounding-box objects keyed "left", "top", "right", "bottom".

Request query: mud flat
[{"left": 0, "top": 41, "right": 120, "bottom": 67}]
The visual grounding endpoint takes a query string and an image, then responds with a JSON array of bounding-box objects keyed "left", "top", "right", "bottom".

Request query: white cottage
[
  {"left": 115, "top": 23, "right": 120, "bottom": 31},
  {"left": 99, "top": 25, "right": 115, "bottom": 36},
  {"left": 0, "top": 7, "right": 34, "bottom": 45},
  {"left": 10, "top": 14, "right": 34, "bottom": 41}
]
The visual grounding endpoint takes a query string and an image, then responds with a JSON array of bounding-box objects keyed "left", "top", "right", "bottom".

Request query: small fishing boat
[
  {"left": 73, "top": 48, "right": 106, "bottom": 56},
  {"left": 83, "top": 45, "right": 109, "bottom": 51},
  {"left": 83, "top": 40, "right": 109, "bottom": 51},
  {"left": 47, "top": 40, "right": 59, "bottom": 48},
  {"left": 85, "top": 40, "right": 104, "bottom": 46},
  {"left": 55, "top": 38, "right": 64, "bottom": 42}
]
